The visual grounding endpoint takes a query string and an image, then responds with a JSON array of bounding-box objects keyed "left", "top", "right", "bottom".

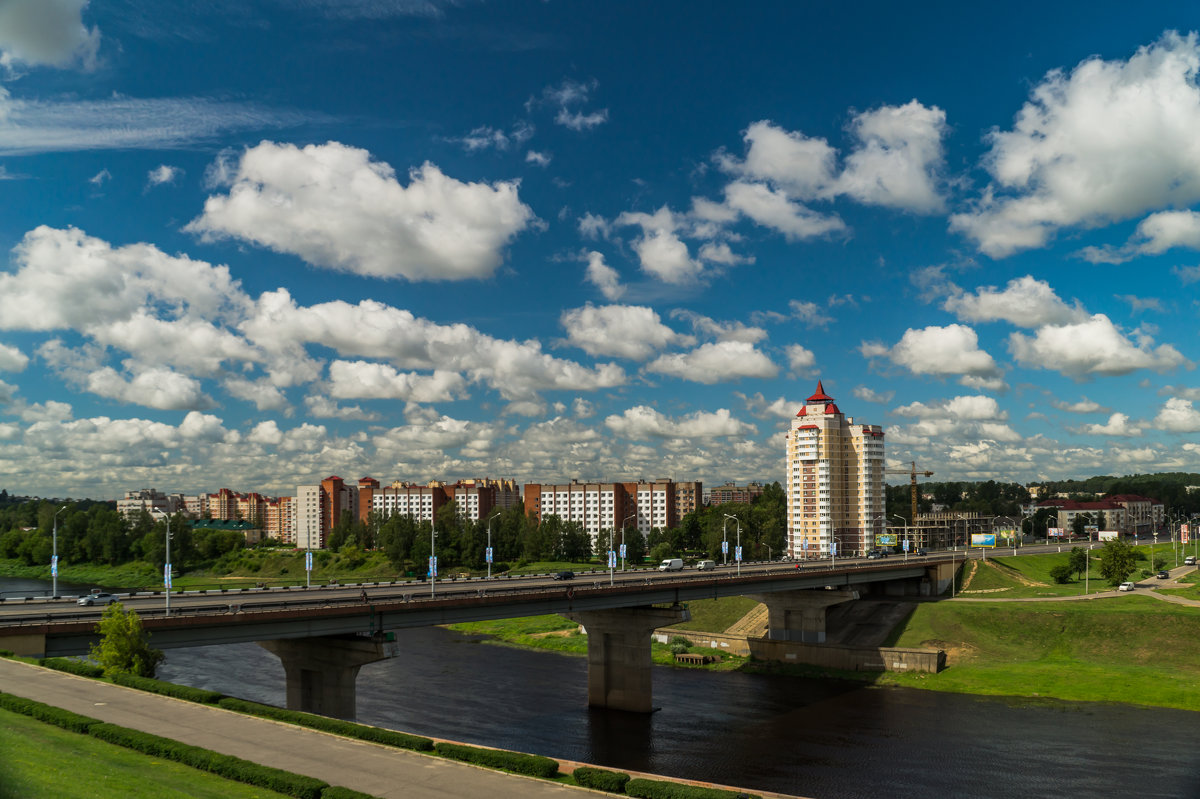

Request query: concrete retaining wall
[
  {"left": 748, "top": 638, "right": 945, "bottom": 673},
  {"left": 652, "top": 629, "right": 750, "bottom": 656}
]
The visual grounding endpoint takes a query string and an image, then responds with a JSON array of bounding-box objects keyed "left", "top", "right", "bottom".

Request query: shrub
[
  {"left": 40, "top": 657, "right": 105, "bottom": 678},
  {"left": 110, "top": 672, "right": 224, "bottom": 704},
  {"left": 0, "top": 691, "right": 101, "bottom": 733},
  {"left": 433, "top": 742, "right": 559, "bottom": 778},
  {"left": 320, "top": 788, "right": 379, "bottom": 799},
  {"left": 88, "top": 723, "right": 328, "bottom": 799},
  {"left": 573, "top": 766, "right": 631, "bottom": 793},
  {"left": 1048, "top": 564, "right": 1074, "bottom": 584},
  {"left": 625, "top": 778, "right": 760, "bottom": 799},
  {"left": 88, "top": 603, "right": 164, "bottom": 678},
  {"left": 217, "top": 697, "right": 433, "bottom": 751}
]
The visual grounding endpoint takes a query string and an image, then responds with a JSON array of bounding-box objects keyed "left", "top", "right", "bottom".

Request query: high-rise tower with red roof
[{"left": 785, "top": 381, "right": 885, "bottom": 558}]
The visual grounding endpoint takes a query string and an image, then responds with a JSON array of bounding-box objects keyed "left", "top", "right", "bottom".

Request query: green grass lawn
[
  {"left": 882, "top": 595, "right": 1200, "bottom": 710},
  {"left": 958, "top": 550, "right": 1152, "bottom": 598},
  {"left": 0, "top": 707, "right": 294, "bottom": 799},
  {"left": 669, "top": 596, "right": 760, "bottom": 632}
]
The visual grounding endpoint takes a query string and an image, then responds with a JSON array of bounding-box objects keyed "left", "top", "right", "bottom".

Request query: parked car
[
  {"left": 696, "top": 560, "right": 718, "bottom": 571},
  {"left": 552, "top": 570, "right": 575, "bottom": 581},
  {"left": 77, "top": 591, "right": 118, "bottom": 606},
  {"left": 1118, "top": 582, "right": 1135, "bottom": 591},
  {"left": 1186, "top": 556, "right": 1197, "bottom": 566},
  {"left": 1156, "top": 570, "right": 1170, "bottom": 579}
]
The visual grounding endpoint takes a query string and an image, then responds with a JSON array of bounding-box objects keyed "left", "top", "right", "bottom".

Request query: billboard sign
[
  {"left": 971, "top": 533, "right": 997, "bottom": 548},
  {"left": 1099, "top": 530, "right": 1118, "bottom": 541},
  {"left": 877, "top": 534, "right": 897, "bottom": 546},
  {"left": 1048, "top": 527, "right": 1065, "bottom": 538}
]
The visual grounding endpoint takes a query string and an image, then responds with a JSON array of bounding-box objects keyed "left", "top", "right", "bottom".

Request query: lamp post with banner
[
  {"left": 164, "top": 517, "right": 173, "bottom": 617},
  {"left": 51, "top": 504, "right": 67, "bottom": 599},
  {"left": 429, "top": 522, "right": 438, "bottom": 597},
  {"left": 723, "top": 513, "right": 741, "bottom": 576},
  {"left": 486, "top": 511, "right": 500, "bottom": 579},
  {"left": 721, "top": 515, "right": 732, "bottom": 565},
  {"left": 892, "top": 514, "right": 908, "bottom": 561},
  {"left": 621, "top": 514, "right": 635, "bottom": 572},
  {"left": 305, "top": 549, "right": 312, "bottom": 588}
]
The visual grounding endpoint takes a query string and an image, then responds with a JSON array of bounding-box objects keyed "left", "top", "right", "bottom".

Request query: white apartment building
[
  {"left": 116, "top": 488, "right": 184, "bottom": 520},
  {"left": 294, "top": 485, "right": 323, "bottom": 550},
  {"left": 523, "top": 479, "right": 679, "bottom": 550},
  {"left": 785, "top": 382, "right": 885, "bottom": 558}
]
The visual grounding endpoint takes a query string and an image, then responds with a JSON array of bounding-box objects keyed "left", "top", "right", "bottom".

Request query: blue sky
[{"left": 3, "top": 1, "right": 1200, "bottom": 500}]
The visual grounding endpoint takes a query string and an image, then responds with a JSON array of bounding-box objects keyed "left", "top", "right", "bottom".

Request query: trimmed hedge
[
  {"left": 625, "top": 778, "right": 760, "bottom": 799},
  {"left": 573, "top": 766, "right": 631, "bottom": 793},
  {"left": 216, "top": 697, "right": 433, "bottom": 752},
  {"left": 433, "top": 742, "right": 559, "bottom": 778},
  {"left": 109, "top": 672, "right": 225, "bottom": 704},
  {"left": 320, "top": 788, "right": 381, "bottom": 799},
  {"left": 88, "top": 722, "right": 328, "bottom": 799},
  {"left": 0, "top": 691, "right": 101, "bottom": 733},
  {"left": 41, "top": 657, "right": 105, "bottom": 678}
]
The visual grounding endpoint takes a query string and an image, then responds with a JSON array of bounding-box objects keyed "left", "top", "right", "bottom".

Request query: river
[{"left": 5, "top": 577, "right": 1197, "bottom": 798}]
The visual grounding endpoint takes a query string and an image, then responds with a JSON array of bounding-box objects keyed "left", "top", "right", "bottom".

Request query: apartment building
[
  {"left": 784, "top": 381, "right": 885, "bottom": 558},
  {"left": 523, "top": 478, "right": 681, "bottom": 549},
  {"left": 675, "top": 480, "right": 702, "bottom": 519},
  {"left": 116, "top": 488, "right": 184, "bottom": 520},
  {"left": 293, "top": 476, "right": 359, "bottom": 550},
  {"left": 707, "top": 481, "right": 764, "bottom": 506}
]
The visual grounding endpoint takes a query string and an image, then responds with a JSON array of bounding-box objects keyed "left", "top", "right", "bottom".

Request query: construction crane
[{"left": 885, "top": 461, "right": 934, "bottom": 528}]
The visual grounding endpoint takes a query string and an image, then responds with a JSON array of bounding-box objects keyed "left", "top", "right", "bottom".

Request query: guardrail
[{"left": 0, "top": 555, "right": 949, "bottom": 631}]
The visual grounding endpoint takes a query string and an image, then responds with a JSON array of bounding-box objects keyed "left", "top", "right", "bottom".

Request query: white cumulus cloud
[
  {"left": 605, "top": 406, "right": 756, "bottom": 439},
  {"left": 1008, "top": 315, "right": 1189, "bottom": 377},
  {"left": 645, "top": 341, "right": 778, "bottom": 384},
  {"left": 560, "top": 304, "right": 692, "bottom": 360}
]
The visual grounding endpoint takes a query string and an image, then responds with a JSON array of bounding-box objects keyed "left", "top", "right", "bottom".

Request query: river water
[{"left": 6, "top": 577, "right": 1197, "bottom": 798}]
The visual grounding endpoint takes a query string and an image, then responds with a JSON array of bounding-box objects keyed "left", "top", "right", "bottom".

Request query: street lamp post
[
  {"left": 486, "top": 511, "right": 500, "bottom": 579},
  {"left": 608, "top": 527, "right": 615, "bottom": 586},
  {"left": 164, "top": 517, "right": 172, "bottom": 617},
  {"left": 892, "top": 514, "right": 907, "bottom": 561},
  {"left": 721, "top": 516, "right": 731, "bottom": 566},
  {"left": 621, "top": 514, "right": 635, "bottom": 572},
  {"left": 51, "top": 504, "right": 67, "bottom": 599},
  {"left": 430, "top": 521, "right": 437, "bottom": 597},
  {"left": 723, "top": 514, "right": 742, "bottom": 576}
]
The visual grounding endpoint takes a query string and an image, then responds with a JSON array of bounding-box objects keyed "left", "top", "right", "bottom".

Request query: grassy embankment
[
  {"left": 0, "top": 706, "right": 295, "bottom": 799},
  {"left": 455, "top": 550, "right": 1200, "bottom": 711}
]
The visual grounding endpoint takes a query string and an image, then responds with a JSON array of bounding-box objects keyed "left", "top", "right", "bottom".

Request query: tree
[
  {"left": 88, "top": 603, "right": 164, "bottom": 678},
  {"left": 1097, "top": 539, "right": 1137, "bottom": 586},
  {"left": 1068, "top": 546, "right": 1089, "bottom": 579},
  {"left": 1049, "top": 563, "right": 1074, "bottom": 584},
  {"left": 1071, "top": 513, "right": 1092, "bottom": 538}
]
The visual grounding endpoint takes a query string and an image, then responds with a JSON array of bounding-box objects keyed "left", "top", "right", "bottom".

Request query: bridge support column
[
  {"left": 566, "top": 605, "right": 689, "bottom": 713},
  {"left": 258, "top": 634, "right": 397, "bottom": 720},
  {"left": 749, "top": 589, "right": 858, "bottom": 643}
]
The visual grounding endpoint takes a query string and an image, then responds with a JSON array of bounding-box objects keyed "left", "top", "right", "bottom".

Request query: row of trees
[{"left": 1048, "top": 540, "right": 1156, "bottom": 586}]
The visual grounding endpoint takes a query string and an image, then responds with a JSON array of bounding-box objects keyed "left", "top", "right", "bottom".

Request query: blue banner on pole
[
  {"left": 608, "top": 550, "right": 617, "bottom": 568},
  {"left": 485, "top": 547, "right": 493, "bottom": 564},
  {"left": 619, "top": 544, "right": 627, "bottom": 558},
  {"left": 305, "top": 551, "right": 312, "bottom": 571},
  {"left": 429, "top": 556, "right": 438, "bottom": 577},
  {"left": 51, "top": 556, "right": 58, "bottom": 577},
  {"left": 164, "top": 563, "right": 172, "bottom": 588},
  {"left": 831, "top": 543, "right": 837, "bottom": 556},
  {"left": 735, "top": 546, "right": 742, "bottom": 562},
  {"left": 722, "top": 540, "right": 729, "bottom": 554}
]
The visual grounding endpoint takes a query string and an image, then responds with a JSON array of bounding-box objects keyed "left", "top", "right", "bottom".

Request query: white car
[
  {"left": 1117, "top": 582, "right": 1135, "bottom": 592},
  {"left": 77, "top": 592, "right": 118, "bottom": 606}
]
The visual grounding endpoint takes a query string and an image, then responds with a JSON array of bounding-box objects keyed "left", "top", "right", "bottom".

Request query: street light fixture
[
  {"left": 164, "top": 516, "right": 173, "bottom": 617},
  {"left": 622, "top": 514, "right": 636, "bottom": 572},
  {"left": 723, "top": 514, "right": 742, "bottom": 575},
  {"left": 51, "top": 504, "right": 67, "bottom": 599},
  {"left": 430, "top": 520, "right": 438, "bottom": 597},
  {"left": 721, "top": 515, "right": 731, "bottom": 566},
  {"left": 486, "top": 511, "right": 500, "bottom": 579},
  {"left": 892, "top": 514, "right": 907, "bottom": 561}
]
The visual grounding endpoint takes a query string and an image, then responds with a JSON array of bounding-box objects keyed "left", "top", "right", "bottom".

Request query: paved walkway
[{"left": 0, "top": 658, "right": 796, "bottom": 799}]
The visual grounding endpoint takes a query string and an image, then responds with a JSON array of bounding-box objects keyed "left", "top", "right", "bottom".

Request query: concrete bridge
[{"left": 0, "top": 557, "right": 957, "bottom": 718}]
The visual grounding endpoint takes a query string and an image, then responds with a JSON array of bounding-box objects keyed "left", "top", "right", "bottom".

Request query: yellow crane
[{"left": 885, "top": 461, "right": 934, "bottom": 528}]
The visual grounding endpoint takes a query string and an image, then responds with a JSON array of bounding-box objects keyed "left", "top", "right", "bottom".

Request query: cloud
[
  {"left": 1173, "top": 265, "right": 1200, "bottom": 284},
  {"left": 888, "top": 395, "right": 1020, "bottom": 444},
  {"left": 531, "top": 78, "right": 609, "bottom": 131},
  {"left": 1116, "top": 294, "right": 1165, "bottom": 314},
  {"left": 894, "top": 395, "right": 1008, "bottom": 421},
  {"left": 1154, "top": 397, "right": 1200, "bottom": 432},
  {"left": 0, "top": 0, "right": 100, "bottom": 71},
  {"left": 722, "top": 180, "right": 846, "bottom": 241},
  {"left": 186, "top": 142, "right": 535, "bottom": 281},
  {"left": 863, "top": 324, "right": 1002, "bottom": 382},
  {"left": 1081, "top": 412, "right": 1142, "bottom": 437},
  {"left": 1008, "top": 315, "right": 1189, "bottom": 377},
  {"left": 84, "top": 366, "right": 214, "bottom": 410},
  {"left": 583, "top": 250, "right": 624, "bottom": 300},
  {"left": 669, "top": 310, "right": 766, "bottom": 344},
  {"left": 326, "top": 361, "right": 467, "bottom": 402},
  {"left": 303, "top": 395, "right": 379, "bottom": 421},
  {"left": 739, "top": 392, "right": 806, "bottom": 420},
  {"left": 560, "top": 304, "right": 692, "bottom": 360},
  {"left": 951, "top": 32, "right": 1200, "bottom": 257},
  {"left": 453, "top": 122, "right": 534, "bottom": 152},
  {"left": 88, "top": 168, "right": 110, "bottom": 185},
  {"left": 1080, "top": 209, "right": 1200, "bottom": 263},
  {"left": 697, "top": 241, "right": 753, "bottom": 265},
  {"left": 942, "top": 275, "right": 1087, "bottom": 327},
  {"left": 789, "top": 299, "right": 833, "bottom": 328},
  {"left": 605, "top": 406, "right": 756, "bottom": 439},
  {"left": 0, "top": 92, "right": 311, "bottom": 156},
  {"left": 1053, "top": 397, "right": 1106, "bottom": 414},
  {"left": 525, "top": 150, "right": 551, "bottom": 167},
  {"left": 785, "top": 344, "right": 816, "bottom": 373},
  {"left": 556, "top": 108, "right": 609, "bottom": 131},
  {"left": 645, "top": 341, "right": 778, "bottom": 384},
  {"left": 630, "top": 227, "right": 702, "bottom": 284},
  {"left": 222, "top": 377, "right": 289, "bottom": 412},
  {"left": 578, "top": 213, "right": 610, "bottom": 240},
  {"left": 0, "top": 343, "right": 29, "bottom": 372},
  {"left": 853, "top": 386, "right": 894, "bottom": 403},
  {"left": 145, "top": 164, "right": 182, "bottom": 188}
]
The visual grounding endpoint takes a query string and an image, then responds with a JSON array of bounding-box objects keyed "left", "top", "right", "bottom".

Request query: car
[
  {"left": 696, "top": 560, "right": 717, "bottom": 571},
  {"left": 77, "top": 591, "right": 118, "bottom": 606},
  {"left": 1186, "top": 556, "right": 1197, "bottom": 566},
  {"left": 552, "top": 570, "right": 574, "bottom": 581},
  {"left": 1118, "top": 582, "right": 1135, "bottom": 592},
  {"left": 915, "top": 548, "right": 929, "bottom": 556},
  {"left": 1156, "top": 570, "right": 1170, "bottom": 579},
  {"left": 866, "top": 551, "right": 882, "bottom": 560}
]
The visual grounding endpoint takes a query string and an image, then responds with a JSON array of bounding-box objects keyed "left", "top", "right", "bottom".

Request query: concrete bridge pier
[
  {"left": 258, "top": 633, "right": 398, "bottom": 720},
  {"left": 749, "top": 589, "right": 859, "bottom": 643},
  {"left": 567, "top": 605, "right": 690, "bottom": 713}
]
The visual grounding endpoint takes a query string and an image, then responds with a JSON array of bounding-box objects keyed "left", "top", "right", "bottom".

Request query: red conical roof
[{"left": 806, "top": 380, "right": 834, "bottom": 403}]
